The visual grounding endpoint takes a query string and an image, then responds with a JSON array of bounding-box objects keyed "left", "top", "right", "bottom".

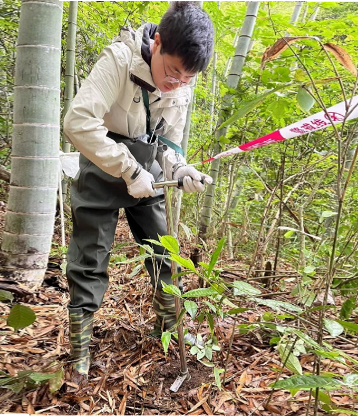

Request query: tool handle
[{"left": 153, "top": 177, "right": 204, "bottom": 189}]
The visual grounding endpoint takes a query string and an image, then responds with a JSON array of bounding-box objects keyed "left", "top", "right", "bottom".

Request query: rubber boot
[
  {"left": 150, "top": 290, "right": 198, "bottom": 346},
  {"left": 151, "top": 290, "right": 177, "bottom": 337},
  {"left": 68, "top": 309, "right": 94, "bottom": 384}
]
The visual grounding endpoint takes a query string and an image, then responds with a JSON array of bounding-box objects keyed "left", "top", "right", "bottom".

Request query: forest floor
[{"left": 0, "top": 206, "right": 357, "bottom": 415}]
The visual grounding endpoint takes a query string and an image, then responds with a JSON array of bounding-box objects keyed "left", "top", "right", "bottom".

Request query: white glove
[
  {"left": 173, "top": 165, "right": 213, "bottom": 193},
  {"left": 122, "top": 164, "right": 156, "bottom": 199}
]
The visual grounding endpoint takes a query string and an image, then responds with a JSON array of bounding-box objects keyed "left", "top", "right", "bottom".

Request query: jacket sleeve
[
  {"left": 63, "top": 45, "right": 136, "bottom": 177},
  {"left": 156, "top": 89, "right": 191, "bottom": 179}
]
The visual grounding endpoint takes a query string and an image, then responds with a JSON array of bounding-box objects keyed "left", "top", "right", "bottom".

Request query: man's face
[{"left": 151, "top": 33, "right": 196, "bottom": 93}]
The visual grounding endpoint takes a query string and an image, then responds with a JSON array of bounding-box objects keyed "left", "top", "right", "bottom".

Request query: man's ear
[{"left": 152, "top": 32, "right": 161, "bottom": 53}]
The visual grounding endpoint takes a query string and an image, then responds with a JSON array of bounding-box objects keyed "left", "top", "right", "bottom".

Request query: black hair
[{"left": 158, "top": 1, "right": 214, "bottom": 73}]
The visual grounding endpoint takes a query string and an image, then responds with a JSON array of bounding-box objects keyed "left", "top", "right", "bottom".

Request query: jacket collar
[{"left": 116, "top": 24, "right": 158, "bottom": 95}]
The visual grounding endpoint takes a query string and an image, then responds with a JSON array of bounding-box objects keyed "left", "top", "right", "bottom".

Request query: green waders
[{"left": 66, "top": 151, "right": 180, "bottom": 377}]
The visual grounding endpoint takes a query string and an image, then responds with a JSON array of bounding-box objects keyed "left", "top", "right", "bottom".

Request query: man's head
[{"left": 151, "top": 1, "right": 214, "bottom": 92}]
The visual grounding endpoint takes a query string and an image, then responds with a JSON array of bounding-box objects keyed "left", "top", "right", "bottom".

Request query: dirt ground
[{"left": 0, "top": 206, "right": 357, "bottom": 415}]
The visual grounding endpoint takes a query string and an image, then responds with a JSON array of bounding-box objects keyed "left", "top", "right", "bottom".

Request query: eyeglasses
[{"left": 162, "top": 54, "right": 188, "bottom": 86}]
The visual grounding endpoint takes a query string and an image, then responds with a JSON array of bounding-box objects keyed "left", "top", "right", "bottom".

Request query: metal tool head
[{"left": 169, "top": 370, "right": 191, "bottom": 392}]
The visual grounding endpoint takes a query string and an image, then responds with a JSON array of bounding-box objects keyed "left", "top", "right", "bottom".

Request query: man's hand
[
  {"left": 173, "top": 165, "right": 213, "bottom": 193},
  {"left": 122, "top": 164, "right": 156, "bottom": 198}
]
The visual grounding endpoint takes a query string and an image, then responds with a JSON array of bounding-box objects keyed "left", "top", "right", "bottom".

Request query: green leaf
[
  {"left": 169, "top": 254, "right": 196, "bottom": 272},
  {"left": 277, "top": 345, "right": 302, "bottom": 375},
  {"left": 4, "top": 381, "right": 25, "bottom": 393},
  {"left": 228, "top": 307, "right": 249, "bottom": 315},
  {"left": 207, "top": 238, "right": 225, "bottom": 277},
  {"left": 7, "top": 304, "right": 36, "bottom": 331},
  {"left": 314, "top": 350, "right": 346, "bottom": 364},
  {"left": 0, "top": 376, "right": 12, "bottom": 386},
  {"left": 29, "top": 372, "right": 58, "bottom": 382},
  {"left": 184, "top": 300, "right": 197, "bottom": 319},
  {"left": 342, "top": 373, "right": 358, "bottom": 387},
  {"left": 318, "top": 391, "right": 331, "bottom": 406},
  {"left": 116, "top": 254, "right": 149, "bottom": 264},
  {"left": 207, "top": 312, "right": 214, "bottom": 335},
  {"left": 340, "top": 298, "right": 355, "bottom": 320},
  {"left": 214, "top": 368, "right": 225, "bottom": 390},
  {"left": 272, "top": 375, "right": 340, "bottom": 390},
  {"left": 330, "top": 410, "right": 358, "bottom": 415},
  {"left": 197, "top": 349, "right": 205, "bottom": 360},
  {"left": 284, "top": 230, "right": 295, "bottom": 238},
  {"left": 218, "top": 85, "right": 290, "bottom": 130},
  {"left": 159, "top": 235, "right": 179, "bottom": 254},
  {"left": 255, "top": 299, "right": 303, "bottom": 313},
  {"left": 0, "top": 290, "right": 13, "bottom": 302},
  {"left": 48, "top": 369, "right": 64, "bottom": 393},
  {"left": 182, "top": 288, "right": 219, "bottom": 298},
  {"left": 319, "top": 211, "right": 338, "bottom": 223},
  {"left": 205, "top": 346, "right": 213, "bottom": 361},
  {"left": 297, "top": 87, "right": 314, "bottom": 112},
  {"left": 233, "top": 281, "right": 261, "bottom": 296},
  {"left": 324, "top": 319, "right": 344, "bottom": 337},
  {"left": 337, "top": 320, "right": 358, "bottom": 334},
  {"left": 321, "top": 211, "right": 338, "bottom": 218},
  {"left": 143, "top": 239, "right": 164, "bottom": 247},
  {"left": 161, "top": 331, "right": 171, "bottom": 355},
  {"left": 204, "top": 301, "right": 217, "bottom": 314},
  {"left": 303, "top": 265, "right": 316, "bottom": 275},
  {"left": 161, "top": 283, "right": 182, "bottom": 298},
  {"left": 127, "top": 264, "right": 143, "bottom": 278},
  {"left": 190, "top": 345, "right": 199, "bottom": 355}
]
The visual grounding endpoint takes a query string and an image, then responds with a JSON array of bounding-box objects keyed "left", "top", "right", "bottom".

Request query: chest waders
[{"left": 67, "top": 88, "right": 185, "bottom": 381}]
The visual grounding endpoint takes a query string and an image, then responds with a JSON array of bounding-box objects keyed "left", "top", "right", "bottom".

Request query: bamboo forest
[{"left": 1, "top": 1, "right": 358, "bottom": 415}]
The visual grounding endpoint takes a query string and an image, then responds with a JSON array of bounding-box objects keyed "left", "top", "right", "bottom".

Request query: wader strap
[{"left": 141, "top": 88, "right": 185, "bottom": 157}]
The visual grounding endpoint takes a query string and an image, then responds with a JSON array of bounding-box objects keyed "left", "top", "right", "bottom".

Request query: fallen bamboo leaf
[
  {"left": 187, "top": 396, "right": 209, "bottom": 414},
  {"left": 264, "top": 403, "right": 282, "bottom": 414},
  {"left": 118, "top": 392, "right": 128, "bottom": 416},
  {"left": 236, "top": 370, "right": 248, "bottom": 396}
]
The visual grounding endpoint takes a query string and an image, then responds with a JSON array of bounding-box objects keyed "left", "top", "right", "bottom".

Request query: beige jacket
[{"left": 64, "top": 24, "right": 190, "bottom": 178}]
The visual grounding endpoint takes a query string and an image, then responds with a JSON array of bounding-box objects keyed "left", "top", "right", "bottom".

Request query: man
[{"left": 64, "top": 1, "right": 214, "bottom": 381}]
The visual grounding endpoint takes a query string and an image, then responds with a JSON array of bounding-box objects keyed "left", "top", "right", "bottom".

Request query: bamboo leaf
[
  {"left": 277, "top": 345, "right": 303, "bottom": 375},
  {"left": 182, "top": 288, "right": 219, "bottom": 298},
  {"left": 116, "top": 254, "right": 150, "bottom": 264},
  {"left": 337, "top": 320, "right": 358, "bottom": 334},
  {"left": 214, "top": 368, "right": 225, "bottom": 390},
  {"left": 29, "top": 372, "right": 58, "bottom": 382},
  {"left": 342, "top": 373, "right": 358, "bottom": 387},
  {"left": 233, "top": 281, "right": 261, "bottom": 296},
  {"left": 127, "top": 264, "right": 143, "bottom": 278},
  {"left": 207, "top": 238, "right": 225, "bottom": 276},
  {"left": 271, "top": 375, "right": 340, "bottom": 390},
  {"left": 261, "top": 36, "right": 317, "bottom": 68},
  {"left": 340, "top": 298, "right": 355, "bottom": 320},
  {"left": 255, "top": 299, "right": 303, "bottom": 313},
  {"left": 218, "top": 85, "right": 288, "bottom": 130},
  {"left": 323, "top": 43, "right": 358, "bottom": 77}
]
